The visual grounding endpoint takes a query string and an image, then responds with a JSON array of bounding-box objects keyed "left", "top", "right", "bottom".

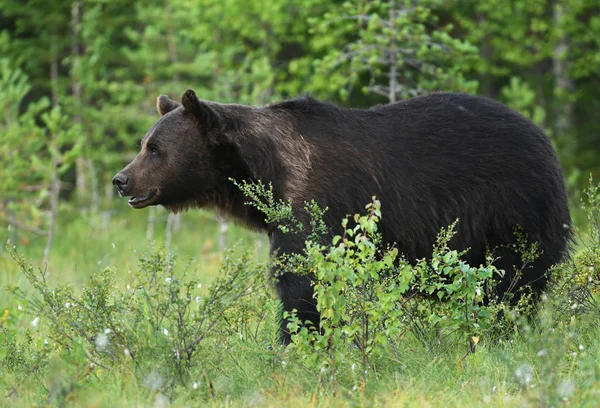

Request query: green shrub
[{"left": 4, "top": 244, "right": 273, "bottom": 402}]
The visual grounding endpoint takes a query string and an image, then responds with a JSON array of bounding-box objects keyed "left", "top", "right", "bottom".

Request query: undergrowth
[{"left": 1, "top": 178, "right": 600, "bottom": 406}]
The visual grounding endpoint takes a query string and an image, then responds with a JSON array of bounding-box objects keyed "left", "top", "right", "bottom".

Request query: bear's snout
[{"left": 112, "top": 173, "right": 130, "bottom": 196}]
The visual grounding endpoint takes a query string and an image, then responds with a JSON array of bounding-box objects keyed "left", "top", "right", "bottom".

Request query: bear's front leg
[
  {"left": 274, "top": 271, "right": 319, "bottom": 345},
  {"left": 269, "top": 230, "right": 321, "bottom": 344}
]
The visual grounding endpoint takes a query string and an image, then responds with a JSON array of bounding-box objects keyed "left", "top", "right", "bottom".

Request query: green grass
[{"left": 1, "top": 204, "right": 600, "bottom": 407}]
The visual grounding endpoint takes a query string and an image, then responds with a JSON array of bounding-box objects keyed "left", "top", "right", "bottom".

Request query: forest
[{"left": 1, "top": 0, "right": 600, "bottom": 406}]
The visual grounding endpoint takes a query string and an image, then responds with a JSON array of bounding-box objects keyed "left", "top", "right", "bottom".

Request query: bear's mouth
[{"left": 128, "top": 189, "right": 158, "bottom": 209}]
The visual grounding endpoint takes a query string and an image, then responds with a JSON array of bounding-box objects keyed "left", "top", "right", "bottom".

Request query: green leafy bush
[{"left": 4, "top": 245, "right": 272, "bottom": 401}]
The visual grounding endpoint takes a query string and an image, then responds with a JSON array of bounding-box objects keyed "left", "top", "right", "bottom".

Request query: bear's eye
[{"left": 149, "top": 145, "right": 158, "bottom": 155}]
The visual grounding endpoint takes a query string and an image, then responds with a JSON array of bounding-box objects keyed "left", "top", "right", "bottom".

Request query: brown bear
[{"left": 113, "top": 89, "right": 571, "bottom": 344}]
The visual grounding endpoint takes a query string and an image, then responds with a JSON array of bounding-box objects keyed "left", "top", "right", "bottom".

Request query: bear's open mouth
[{"left": 128, "top": 189, "right": 158, "bottom": 209}]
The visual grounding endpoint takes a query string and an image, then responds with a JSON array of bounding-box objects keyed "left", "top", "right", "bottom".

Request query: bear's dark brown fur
[{"left": 113, "top": 89, "right": 572, "bottom": 344}]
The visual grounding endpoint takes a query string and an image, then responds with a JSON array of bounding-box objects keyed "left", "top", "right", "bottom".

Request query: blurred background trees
[{"left": 1, "top": 0, "right": 599, "bottom": 260}]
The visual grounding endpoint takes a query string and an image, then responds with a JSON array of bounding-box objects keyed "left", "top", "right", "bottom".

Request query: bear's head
[{"left": 112, "top": 89, "right": 239, "bottom": 212}]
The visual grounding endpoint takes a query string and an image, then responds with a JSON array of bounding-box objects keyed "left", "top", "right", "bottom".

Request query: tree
[
  {"left": 303, "top": 0, "right": 479, "bottom": 103},
  {"left": 0, "top": 59, "right": 81, "bottom": 264}
]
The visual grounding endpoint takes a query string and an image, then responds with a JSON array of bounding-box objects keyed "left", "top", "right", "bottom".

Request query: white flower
[
  {"left": 237, "top": 332, "right": 243, "bottom": 340},
  {"left": 579, "top": 344, "right": 585, "bottom": 351},
  {"left": 557, "top": 379, "right": 575, "bottom": 401},
  {"left": 111, "top": 242, "right": 116, "bottom": 249},
  {"left": 124, "top": 348, "right": 131, "bottom": 357},
  {"left": 143, "top": 371, "right": 164, "bottom": 391},
  {"left": 104, "top": 328, "right": 112, "bottom": 334},
  {"left": 154, "top": 393, "right": 168, "bottom": 408},
  {"left": 126, "top": 284, "right": 131, "bottom": 291},
  {"left": 65, "top": 302, "right": 71, "bottom": 309},
  {"left": 537, "top": 349, "right": 547, "bottom": 357},
  {"left": 193, "top": 382, "right": 198, "bottom": 389},
  {"left": 195, "top": 296, "right": 201, "bottom": 303},
  {"left": 197, "top": 283, "right": 202, "bottom": 289},
  {"left": 515, "top": 364, "right": 533, "bottom": 387},
  {"left": 281, "top": 360, "right": 286, "bottom": 365},
  {"left": 30, "top": 317, "right": 40, "bottom": 328},
  {"left": 17, "top": 305, "right": 23, "bottom": 311},
  {"left": 96, "top": 333, "right": 108, "bottom": 349},
  {"left": 165, "top": 277, "right": 172, "bottom": 283},
  {"left": 163, "top": 328, "right": 169, "bottom": 336}
]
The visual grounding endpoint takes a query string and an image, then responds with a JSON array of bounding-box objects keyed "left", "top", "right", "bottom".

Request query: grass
[{"left": 1, "top": 202, "right": 600, "bottom": 407}]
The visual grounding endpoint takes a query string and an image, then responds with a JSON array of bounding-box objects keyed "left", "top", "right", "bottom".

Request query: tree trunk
[
  {"left": 44, "top": 36, "right": 60, "bottom": 267},
  {"left": 166, "top": 1, "right": 180, "bottom": 83},
  {"left": 43, "top": 163, "right": 60, "bottom": 268},
  {"left": 388, "top": 0, "right": 398, "bottom": 103},
  {"left": 50, "top": 40, "right": 59, "bottom": 108},
  {"left": 164, "top": 0, "right": 182, "bottom": 243},
  {"left": 147, "top": 206, "right": 157, "bottom": 242},
  {"left": 477, "top": 12, "right": 494, "bottom": 98},
  {"left": 166, "top": 210, "right": 174, "bottom": 251},
  {"left": 218, "top": 215, "right": 228, "bottom": 251},
  {"left": 552, "top": 0, "right": 575, "bottom": 164},
  {"left": 71, "top": 1, "right": 88, "bottom": 202}
]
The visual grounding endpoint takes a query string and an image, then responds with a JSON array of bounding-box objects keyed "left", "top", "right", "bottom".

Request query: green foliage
[
  {"left": 233, "top": 179, "right": 302, "bottom": 234},
  {"left": 1, "top": 0, "right": 600, "bottom": 404},
  {"left": 305, "top": 0, "right": 479, "bottom": 101},
  {"left": 239, "top": 189, "right": 504, "bottom": 387},
  {"left": 0, "top": 60, "right": 80, "bottom": 242},
  {"left": 1, "top": 0, "right": 599, "bottom": 249},
  {"left": 550, "top": 177, "right": 600, "bottom": 321},
  {"left": 2, "top": 179, "right": 600, "bottom": 404},
  {"left": 5, "top": 244, "right": 272, "bottom": 399}
]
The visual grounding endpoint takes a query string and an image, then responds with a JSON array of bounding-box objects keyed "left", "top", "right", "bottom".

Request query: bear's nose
[{"left": 112, "top": 173, "right": 129, "bottom": 191}]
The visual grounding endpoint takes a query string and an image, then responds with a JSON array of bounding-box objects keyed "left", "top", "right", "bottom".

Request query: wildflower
[
  {"left": 65, "top": 302, "right": 71, "bottom": 308},
  {"left": 557, "top": 379, "right": 575, "bottom": 401},
  {"left": 193, "top": 382, "right": 198, "bottom": 389},
  {"left": 124, "top": 348, "right": 131, "bottom": 357},
  {"left": 165, "top": 277, "right": 172, "bottom": 283},
  {"left": 163, "top": 328, "right": 169, "bottom": 336},
  {"left": 143, "top": 371, "right": 164, "bottom": 390},
  {"left": 579, "top": 344, "right": 585, "bottom": 351},
  {"left": 515, "top": 364, "right": 533, "bottom": 388},
  {"left": 17, "top": 305, "right": 23, "bottom": 311},
  {"left": 154, "top": 393, "right": 168, "bottom": 408},
  {"left": 537, "top": 349, "right": 547, "bottom": 357},
  {"left": 96, "top": 333, "right": 108, "bottom": 349},
  {"left": 30, "top": 317, "right": 40, "bottom": 328}
]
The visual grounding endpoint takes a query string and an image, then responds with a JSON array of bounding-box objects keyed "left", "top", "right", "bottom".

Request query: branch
[{"left": 3, "top": 218, "right": 49, "bottom": 235}]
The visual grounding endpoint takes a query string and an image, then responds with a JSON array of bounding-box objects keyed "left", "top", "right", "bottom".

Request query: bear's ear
[
  {"left": 157, "top": 95, "right": 180, "bottom": 116},
  {"left": 181, "top": 89, "right": 221, "bottom": 129}
]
